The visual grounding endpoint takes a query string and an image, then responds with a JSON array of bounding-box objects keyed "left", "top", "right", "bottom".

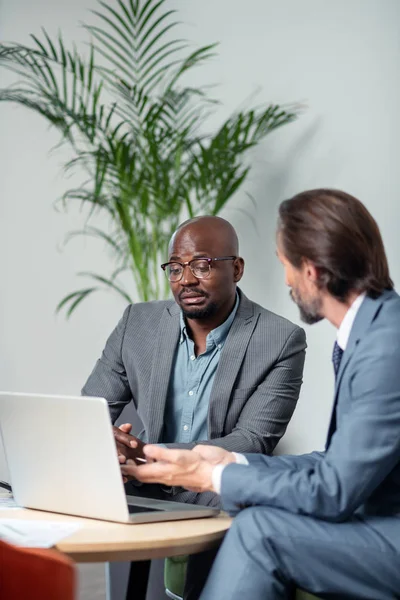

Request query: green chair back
[{"left": 164, "top": 555, "right": 188, "bottom": 600}]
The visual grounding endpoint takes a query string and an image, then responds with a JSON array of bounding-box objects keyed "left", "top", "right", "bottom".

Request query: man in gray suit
[
  {"left": 123, "top": 190, "right": 400, "bottom": 599},
  {"left": 83, "top": 215, "right": 306, "bottom": 598}
]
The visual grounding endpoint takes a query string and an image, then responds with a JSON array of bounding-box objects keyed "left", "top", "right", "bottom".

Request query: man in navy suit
[{"left": 121, "top": 189, "right": 400, "bottom": 599}]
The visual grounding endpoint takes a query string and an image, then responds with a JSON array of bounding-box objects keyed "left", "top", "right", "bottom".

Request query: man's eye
[
  {"left": 169, "top": 266, "right": 181, "bottom": 274},
  {"left": 193, "top": 262, "right": 209, "bottom": 272}
]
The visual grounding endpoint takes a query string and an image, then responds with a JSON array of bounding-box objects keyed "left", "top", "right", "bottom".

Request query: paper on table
[
  {"left": 0, "top": 519, "right": 81, "bottom": 548},
  {"left": 0, "top": 497, "right": 20, "bottom": 510}
]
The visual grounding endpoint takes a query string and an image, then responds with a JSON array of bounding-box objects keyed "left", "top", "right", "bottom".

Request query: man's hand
[
  {"left": 120, "top": 445, "right": 216, "bottom": 493},
  {"left": 193, "top": 445, "right": 236, "bottom": 466},
  {"left": 112, "top": 424, "right": 146, "bottom": 465}
]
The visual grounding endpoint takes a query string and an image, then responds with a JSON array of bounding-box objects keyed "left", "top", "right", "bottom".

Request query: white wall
[{"left": 1, "top": 0, "right": 400, "bottom": 457}]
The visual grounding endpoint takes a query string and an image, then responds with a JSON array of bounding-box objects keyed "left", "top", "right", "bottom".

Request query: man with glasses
[{"left": 83, "top": 215, "right": 306, "bottom": 599}]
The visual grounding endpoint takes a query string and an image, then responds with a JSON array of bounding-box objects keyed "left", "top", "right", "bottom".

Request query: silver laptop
[{"left": 0, "top": 392, "right": 219, "bottom": 523}]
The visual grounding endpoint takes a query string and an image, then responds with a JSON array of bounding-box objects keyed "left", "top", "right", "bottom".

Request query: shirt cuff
[
  {"left": 211, "top": 453, "right": 249, "bottom": 494},
  {"left": 232, "top": 452, "right": 249, "bottom": 466}
]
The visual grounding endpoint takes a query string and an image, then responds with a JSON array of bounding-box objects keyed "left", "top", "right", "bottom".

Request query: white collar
[{"left": 336, "top": 293, "right": 366, "bottom": 350}]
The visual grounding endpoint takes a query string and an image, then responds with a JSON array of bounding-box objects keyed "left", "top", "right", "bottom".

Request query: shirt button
[
  {"left": 183, "top": 425, "right": 189, "bottom": 431},
  {"left": 188, "top": 390, "right": 194, "bottom": 396},
  {"left": 190, "top": 355, "right": 195, "bottom": 361},
  {"left": 217, "top": 344, "right": 221, "bottom": 349}
]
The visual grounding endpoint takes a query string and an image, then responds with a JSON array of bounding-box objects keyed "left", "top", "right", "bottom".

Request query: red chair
[{"left": 0, "top": 539, "right": 76, "bottom": 600}]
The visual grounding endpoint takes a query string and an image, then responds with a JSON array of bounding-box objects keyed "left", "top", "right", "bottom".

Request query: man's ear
[
  {"left": 303, "top": 260, "right": 318, "bottom": 283},
  {"left": 233, "top": 257, "right": 245, "bottom": 283}
]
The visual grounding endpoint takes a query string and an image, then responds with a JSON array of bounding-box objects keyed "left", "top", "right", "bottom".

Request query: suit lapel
[
  {"left": 208, "top": 291, "right": 259, "bottom": 438},
  {"left": 325, "top": 292, "right": 388, "bottom": 448},
  {"left": 147, "top": 303, "right": 180, "bottom": 443}
]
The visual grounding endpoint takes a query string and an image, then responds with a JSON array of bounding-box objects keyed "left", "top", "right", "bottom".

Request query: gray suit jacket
[
  {"left": 221, "top": 290, "right": 400, "bottom": 535},
  {"left": 83, "top": 289, "right": 306, "bottom": 455}
]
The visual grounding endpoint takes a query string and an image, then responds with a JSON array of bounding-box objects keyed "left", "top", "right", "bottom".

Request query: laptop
[{"left": 0, "top": 392, "right": 219, "bottom": 524}]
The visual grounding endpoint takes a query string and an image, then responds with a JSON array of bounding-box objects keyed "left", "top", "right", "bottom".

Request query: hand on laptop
[
  {"left": 120, "top": 445, "right": 235, "bottom": 493},
  {"left": 112, "top": 424, "right": 146, "bottom": 468}
]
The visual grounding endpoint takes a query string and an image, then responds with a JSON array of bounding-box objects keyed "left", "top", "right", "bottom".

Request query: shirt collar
[
  {"left": 180, "top": 292, "right": 239, "bottom": 348},
  {"left": 336, "top": 293, "right": 366, "bottom": 350}
]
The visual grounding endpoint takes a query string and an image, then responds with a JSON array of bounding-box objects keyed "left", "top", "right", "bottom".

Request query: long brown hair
[{"left": 278, "top": 189, "right": 393, "bottom": 300}]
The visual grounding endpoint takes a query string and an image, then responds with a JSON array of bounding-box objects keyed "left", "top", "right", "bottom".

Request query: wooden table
[{"left": 0, "top": 506, "right": 232, "bottom": 563}]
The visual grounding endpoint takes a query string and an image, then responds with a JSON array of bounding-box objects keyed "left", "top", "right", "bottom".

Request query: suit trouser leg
[
  {"left": 125, "top": 482, "right": 167, "bottom": 600},
  {"left": 181, "top": 490, "right": 222, "bottom": 600},
  {"left": 124, "top": 485, "right": 222, "bottom": 600},
  {"left": 199, "top": 506, "right": 400, "bottom": 600}
]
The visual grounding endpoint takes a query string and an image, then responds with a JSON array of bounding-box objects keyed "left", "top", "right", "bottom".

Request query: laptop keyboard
[{"left": 128, "top": 504, "right": 163, "bottom": 514}]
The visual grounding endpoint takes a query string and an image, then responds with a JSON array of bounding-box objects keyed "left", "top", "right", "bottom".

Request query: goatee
[
  {"left": 290, "top": 290, "right": 323, "bottom": 325},
  {"left": 181, "top": 302, "right": 218, "bottom": 320}
]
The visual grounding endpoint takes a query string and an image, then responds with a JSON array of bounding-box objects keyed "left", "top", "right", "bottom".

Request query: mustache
[{"left": 178, "top": 288, "right": 209, "bottom": 300}]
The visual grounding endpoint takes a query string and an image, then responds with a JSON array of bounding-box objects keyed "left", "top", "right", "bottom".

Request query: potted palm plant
[{"left": 0, "top": 0, "right": 297, "bottom": 316}]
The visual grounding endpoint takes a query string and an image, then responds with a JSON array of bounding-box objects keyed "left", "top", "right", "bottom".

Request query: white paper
[
  {"left": 0, "top": 497, "right": 20, "bottom": 510},
  {"left": 0, "top": 519, "right": 81, "bottom": 547}
]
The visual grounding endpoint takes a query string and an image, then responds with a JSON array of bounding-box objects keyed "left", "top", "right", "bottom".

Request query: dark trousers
[
  {"left": 126, "top": 543, "right": 219, "bottom": 600},
  {"left": 124, "top": 481, "right": 221, "bottom": 600},
  {"left": 125, "top": 481, "right": 166, "bottom": 600}
]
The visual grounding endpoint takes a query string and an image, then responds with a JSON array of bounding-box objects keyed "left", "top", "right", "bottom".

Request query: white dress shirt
[
  {"left": 336, "top": 293, "right": 365, "bottom": 350},
  {"left": 212, "top": 453, "right": 249, "bottom": 493},
  {"left": 211, "top": 293, "right": 367, "bottom": 494}
]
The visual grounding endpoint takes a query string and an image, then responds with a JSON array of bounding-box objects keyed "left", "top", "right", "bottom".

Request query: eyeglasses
[{"left": 160, "top": 256, "right": 237, "bottom": 282}]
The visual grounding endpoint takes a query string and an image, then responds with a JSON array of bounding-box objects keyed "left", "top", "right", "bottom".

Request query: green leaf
[
  {"left": 56, "top": 288, "right": 98, "bottom": 318},
  {"left": 78, "top": 271, "right": 133, "bottom": 304},
  {"left": 64, "top": 226, "right": 125, "bottom": 257}
]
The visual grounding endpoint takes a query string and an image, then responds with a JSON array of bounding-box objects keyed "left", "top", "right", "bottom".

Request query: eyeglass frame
[{"left": 160, "top": 256, "right": 237, "bottom": 282}]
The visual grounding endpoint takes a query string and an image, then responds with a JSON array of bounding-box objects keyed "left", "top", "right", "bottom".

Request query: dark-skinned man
[{"left": 83, "top": 215, "right": 306, "bottom": 600}]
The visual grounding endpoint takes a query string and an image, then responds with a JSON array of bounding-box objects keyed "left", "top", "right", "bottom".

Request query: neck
[{"left": 321, "top": 289, "right": 361, "bottom": 329}]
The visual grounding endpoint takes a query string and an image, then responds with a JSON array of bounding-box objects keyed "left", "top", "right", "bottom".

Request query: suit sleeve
[
  {"left": 244, "top": 451, "right": 324, "bottom": 470},
  {"left": 221, "top": 327, "right": 400, "bottom": 521},
  {"left": 82, "top": 305, "right": 133, "bottom": 423},
  {"left": 167, "top": 326, "right": 306, "bottom": 454}
]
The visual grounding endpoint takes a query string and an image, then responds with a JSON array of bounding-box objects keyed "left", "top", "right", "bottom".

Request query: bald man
[{"left": 82, "top": 216, "right": 306, "bottom": 599}]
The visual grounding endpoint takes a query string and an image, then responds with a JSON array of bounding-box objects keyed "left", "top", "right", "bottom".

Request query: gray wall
[{"left": 1, "top": 0, "right": 400, "bottom": 598}]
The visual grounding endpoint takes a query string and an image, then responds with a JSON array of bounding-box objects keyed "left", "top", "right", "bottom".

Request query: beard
[
  {"left": 177, "top": 287, "right": 218, "bottom": 320},
  {"left": 290, "top": 289, "right": 323, "bottom": 325},
  {"left": 181, "top": 302, "right": 218, "bottom": 320}
]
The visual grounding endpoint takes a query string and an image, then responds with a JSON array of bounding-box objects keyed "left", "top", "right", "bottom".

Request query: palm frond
[
  {"left": 0, "top": 0, "right": 299, "bottom": 315},
  {"left": 56, "top": 288, "right": 98, "bottom": 318},
  {"left": 64, "top": 226, "right": 126, "bottom": 257},
  {"left": 78, "top": 271, "right": 133, "bottom": 304}
]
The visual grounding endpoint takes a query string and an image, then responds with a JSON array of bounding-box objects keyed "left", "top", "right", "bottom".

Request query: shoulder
[
  {"left": 239, "top": 291, "right": 306, "bottom": 349},
  {"left": 241, "top": 292, "right": 304, "bottom": 335},
  {"left": 375, "top": 289, "right": 400, "bottom": 321},
  {"left": 126, "top": 298, "right": 176, "bottom": 321},
  {"left": 351, "top": 291, "right": 400, "bottom": 369},
  {"left": 364, "top": 291, "right": 400, "bottom": 348}
]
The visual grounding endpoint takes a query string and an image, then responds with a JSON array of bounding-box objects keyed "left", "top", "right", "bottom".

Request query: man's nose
[{"left": 180, "top": 264, "right": 198, "bottom": 285}]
